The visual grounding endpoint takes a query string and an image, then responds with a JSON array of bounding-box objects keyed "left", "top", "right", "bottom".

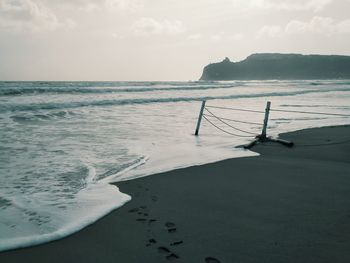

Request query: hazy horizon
[{"left": 1, "top": 0, "right": 350, "bottom": 81}]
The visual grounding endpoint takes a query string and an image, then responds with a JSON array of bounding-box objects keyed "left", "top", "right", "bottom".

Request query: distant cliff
[{"left": 200, "top": 54, "right": 350, "bottom": 80}]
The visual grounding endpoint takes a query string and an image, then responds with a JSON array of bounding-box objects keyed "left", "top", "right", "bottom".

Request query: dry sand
[{"left": 1, "top": 125, "right": 350, "bottom": 263}]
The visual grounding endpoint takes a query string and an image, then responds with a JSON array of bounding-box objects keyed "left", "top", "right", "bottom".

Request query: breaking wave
[{"left": 1, "top": 86, "right": 349, "bottom": 113}]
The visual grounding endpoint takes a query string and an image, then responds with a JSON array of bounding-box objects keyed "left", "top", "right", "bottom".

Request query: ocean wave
[
  {"left": 10, "top": 111, "right": 76, "bottom": 123},
  {"left": 309, "top": 81, "right": 350, "bottom": 86},
  {"left": 2, "top": 80, "right": 350, "bottom": 96},
  {"left": 1, "top": 87, "right": 350, "bottom": 113},
  {"left": 271, "top": 117, "right": 328, "bottom": 122},
  {"left": 0, "top": 196, "right": 12, "bottom": 209},
  {"left": 280, "top": 104, "right": 350, "bottom": 108},
  {"left": 0, "top": 82, "right": 237, "bottom": 96}
]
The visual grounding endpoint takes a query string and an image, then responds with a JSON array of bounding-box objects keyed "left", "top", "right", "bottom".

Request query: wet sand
[{"left": 1, "top": 125, "right": 350, "bottom": 263}]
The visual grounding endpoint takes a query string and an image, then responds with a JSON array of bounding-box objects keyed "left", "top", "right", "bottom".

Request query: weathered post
[
  {"left": 244, "top": 100, "right": 293, "bottom": 149},
  {"left": 261, "top": 101, "right": 271, "bottom": 139},
  {"left": 195, "top": 100, "right": 206, "bottom": 136}
]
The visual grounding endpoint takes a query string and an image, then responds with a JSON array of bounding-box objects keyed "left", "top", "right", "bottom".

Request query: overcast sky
[{"left": 1, "top": 0, "right": 350, "bottom": 81}]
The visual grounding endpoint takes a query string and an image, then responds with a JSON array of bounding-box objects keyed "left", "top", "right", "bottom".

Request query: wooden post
[
  {"left": 195, "top": 100, "right": 206, "bottom": 136},
  {"left": 244, "top": 100, "right": 293, "bottom": 149},
  {"left": 261, "top": 101, "right": 271, "bottom": 138}
]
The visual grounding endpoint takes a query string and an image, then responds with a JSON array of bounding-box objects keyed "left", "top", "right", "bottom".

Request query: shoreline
[{"left": 1, "top": 124, "right": 350, "bottom": 262}]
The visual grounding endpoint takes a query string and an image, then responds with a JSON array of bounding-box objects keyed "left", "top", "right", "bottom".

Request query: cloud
[
  {"left": 210, "top": 32, "right": 225, "bottom": 42},
  {"left": 79, "top": 3, "right": 99, "bottom": 12},
  {"left": 211, "top": 32, "right": 244, "bottom": 41},
  {"left": 286, "top": 17, "right": 333, "bottom": 35},
  {"left": 187, "top": 34, "right": 202, "bottom": 40},
  {"left": 111, "top": 32, "right": 125, "bottom": 39},
  {"left": 230, "top": 33, "right": 244, "bottom": 40},
  {"left": 132, "top": 17, "right": 186, "bottom": 36},
  {"left": 257, "top": 25, "right": 283, "bottom": 38},
  {"left": 104, "top": 0, "right": 140, "bottom": 11},
  {"left": 337, "top": 20, "right": 350, "bottom": 33},
  {"left": 0, "top": 0, "right": 75, "bottom": 32},
  {"left": 249, "top": 0, "right": 333, "bottom": 12},
  {"left": 58, "top": 0, "right": 141, "bottom": 13},
  {"left": 286, "top": 17, "right": 350, "bottom": 35},
  {"left": 258, "top": 16, "right": 350, "bottom": 38}
]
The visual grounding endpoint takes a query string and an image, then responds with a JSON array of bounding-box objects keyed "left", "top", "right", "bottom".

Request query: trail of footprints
[
  {"left": 128, "top": 205, "right": 181, "bottom": 261},
  {"left": 127, "top": 184, "right": 221, "bottom": 262}
]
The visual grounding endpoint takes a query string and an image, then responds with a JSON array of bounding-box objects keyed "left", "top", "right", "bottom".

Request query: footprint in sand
[
  {"left": 205, "top": 257, "right": 221, "bottom": 263},
  {"left": 148, "top": 219, "right": 157, "bottom": 225},
  {"left": 168, "top": 228, "right": 177, "bottom": 233},
  {"left": 146, "top": 238, "right": 157, "bottom": 247},
  {"left": 165, "top": 222, "right": 175, "bottom": 228},
  {"left": 166, "top": 253, "right": 179, "bottom": 261},
  {"left": 128, "top": 208, "right": 139, "bottom": 213},
  {"left": 149, "top": 238, "right": 157, "bottom": 244},
  {"left": 170, "top": 241, "right": 183, "bottom": 246},
  {"left": 165, "top": 222, "right": 177, "bottom": 233},
  {"left": 158, "top": 246, "right": 171, "bottom": 254},
  {"left": 158, "top": 247, "right": 180, "bottom": 261}
]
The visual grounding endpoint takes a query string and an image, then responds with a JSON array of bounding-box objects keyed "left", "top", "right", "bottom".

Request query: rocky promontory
[{"left": 200, "top": 53, "right": 350, "bottom": 80}]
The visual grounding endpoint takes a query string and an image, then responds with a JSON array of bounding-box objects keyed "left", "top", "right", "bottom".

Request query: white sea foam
[
  {"left": 0, "top": 80, "right": 350, "bottom": 252},
  {"left": 0, "top": 181, "right": 130, "bottom": 252}
]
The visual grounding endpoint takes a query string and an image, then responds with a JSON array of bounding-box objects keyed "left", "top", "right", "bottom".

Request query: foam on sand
[{"left": 0, "top": 177, "right": 130, "bottom": 252}]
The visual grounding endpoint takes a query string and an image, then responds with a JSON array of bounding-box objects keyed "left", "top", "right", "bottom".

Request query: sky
[{"left": 0, "top": 0, "right": 350, "bottom": 81}]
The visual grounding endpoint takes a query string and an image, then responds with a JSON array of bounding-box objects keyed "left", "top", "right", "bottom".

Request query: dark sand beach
[{"left": 1, "top": 125, "right": 350, "bottom": 263}]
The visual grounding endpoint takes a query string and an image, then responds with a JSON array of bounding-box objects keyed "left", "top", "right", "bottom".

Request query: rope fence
[
  {"left": 202, "top": 115, "right": 254, "bottom": 138},
  {"left": 194, "top": 100, "right": 350, "bottom": 149},
  {"left": 205, "top": 105, "right": 265, "bottom": 114},
  {"left": 204, "top": 107, "right": 258, "bottom": 135},
  {"left": 202, "top": 114, "right": 262, "bottom": 126}
]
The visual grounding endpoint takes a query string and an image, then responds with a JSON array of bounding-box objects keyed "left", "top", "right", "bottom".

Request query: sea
[{"left": 1, "top": 80, "right": 350, "bottom": 252}]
